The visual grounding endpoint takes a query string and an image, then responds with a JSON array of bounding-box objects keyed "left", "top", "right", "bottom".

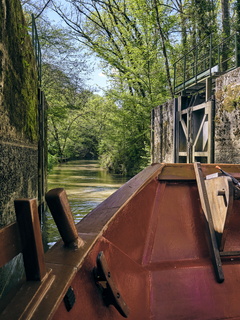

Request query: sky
[
  {"left": 45, "top": 5, "right": 108, "bottom": 95},
  {"left": 87, "top": 66, "right": 108, "bottom": 95}
]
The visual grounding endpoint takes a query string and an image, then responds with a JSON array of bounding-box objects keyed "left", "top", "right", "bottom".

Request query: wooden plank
[
  {"left": 14, "top": 199, "right": 46, "bottom": 281},
  {"left": 205, "top": 176, "right": 234, "bottom": 251},
  {"left": 0, "top": 269, "right": 55, "bottom": 320},
  {"left": 220, "top": 251, "right": 240, "bottom": 257},
  {"left": 0, "top": 222, "right": 22, "bottom": 268},
  {"left": 158, "top": 164, "right": 196, "bottom": 181},
  {"left": 158, "top": 163, "right": 240, "bottom": 181},
  {"left": 194, "top": 162, "right": 224, "bottom": 283}
]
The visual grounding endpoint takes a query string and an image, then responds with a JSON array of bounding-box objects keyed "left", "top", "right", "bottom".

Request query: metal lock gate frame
[{"left": 175, "top": 100, "right": 214, "bottom": 163}]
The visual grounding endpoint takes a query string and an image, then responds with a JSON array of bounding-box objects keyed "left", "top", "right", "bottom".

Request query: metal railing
[
  {"left": 31, "top": 14, "right": 42, "bottom": 86},
  {"left": 173, "top": 33, "right": 240, "bottom": 94}
]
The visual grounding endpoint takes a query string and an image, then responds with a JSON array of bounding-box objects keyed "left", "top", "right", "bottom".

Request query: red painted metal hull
[
  {"left": 51, "top": 164, "right": 240, "bottom": 319},
  {"left": 2, "top": 163, "right": 240, "bottom": 319}
]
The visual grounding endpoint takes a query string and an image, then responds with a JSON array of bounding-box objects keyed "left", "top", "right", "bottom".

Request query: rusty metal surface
[
  {"left": 3, "top": 163, "right": 240, "bottom": 319},
  {"left": 51, "top": 237, "right": 150, "bottom": 320},
  {"left": 50, "top": 164, "right": 240, "bottom": 319}
]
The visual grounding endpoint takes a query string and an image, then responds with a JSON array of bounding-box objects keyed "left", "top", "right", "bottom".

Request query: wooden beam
[
  {"left": 194, "top": 162, "right": 224, "bottom": 283},
  {"left": 206, "top": 77, "right": 212, "bottom": 101},
  {"left": 0, "top": 223, "right": 22, "bottom": 268},
  {"left": 205, "top": 175, "right": 234, "bottom": 251},
  {"left": 14, "top": 199, "right": 46, "bottom": 281}
]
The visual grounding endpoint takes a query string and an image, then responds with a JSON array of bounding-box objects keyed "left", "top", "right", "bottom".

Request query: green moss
[
  {"left": 3, "top": 0, "right": 38, "bottom": 142},
  {"left": 222, "top": 84, "right": 240, "bottom": 112},
  {"left": 215, "top": 90, "right": 223, "bottom": 101}
]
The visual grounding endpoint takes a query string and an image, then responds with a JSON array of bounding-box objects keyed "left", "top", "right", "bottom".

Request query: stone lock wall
[
  {"left": 0, "top": 0, "right": 38, "bottom": 227},
  {"left": 151, "top": 99, "right": 175, "bottom": 163},
  {"left": 0, "top": 0, "right": 39, "bottom": 298},
  {"left": 152, "top": 67, "right": 240, "bottom": 165},
  {"left": 214, "top": 68, "right": 240, "bottom": 164}
]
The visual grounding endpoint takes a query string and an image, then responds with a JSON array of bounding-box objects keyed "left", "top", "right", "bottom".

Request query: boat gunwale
[{"left": 0, "top": 163, "right": 166, "bottom": 319}]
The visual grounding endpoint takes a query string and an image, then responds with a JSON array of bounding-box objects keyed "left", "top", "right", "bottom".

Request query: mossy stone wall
[
  {"left": 0, "top": 0, "right": 39, "bottom": 227},
  {"left": 0, "top": 0, "right": 39, "bottom": 299},
  {"left": 152, "top": 99, "right": 175, "bottom": 163},
  {"left": 152, "top": 67, "right": 240, "bottom": 164},
  {"left": 215, "top": 67, "right": 240, "bottom": 164}
]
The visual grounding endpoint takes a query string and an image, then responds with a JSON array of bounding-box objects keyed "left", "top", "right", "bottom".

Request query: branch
[{"left": 35, "top": 0, "right": 53, "bottom": 19}]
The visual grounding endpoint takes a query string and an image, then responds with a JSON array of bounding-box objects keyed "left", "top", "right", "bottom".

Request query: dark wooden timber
[
  {"left": 45, "top": 188, "right": 84, "bottom": 249},
  {"left": 14, "top": 198, "right": 47, "bottom": 281},
  {"left": 205, "top": 175, "right": 234, "bottom": 251},
  {"left": 0, "top": 222, "right": 22, "bottom": 268},
  {"left": 194, "top": 162, "right": 224, "bottom": 283},
  {"left": 158, "top": 163, "right": 240, "bottom": 181}
]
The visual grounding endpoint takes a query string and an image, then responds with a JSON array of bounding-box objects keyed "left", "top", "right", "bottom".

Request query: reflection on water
[{"left": 43, "top": 160, "right": 128, "bottom": 248}]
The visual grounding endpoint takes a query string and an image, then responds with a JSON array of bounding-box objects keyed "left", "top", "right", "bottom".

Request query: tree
[
  {"left": 48, "top": 0, "right": 175, "bottom": 174},
  {"left": 52, "top": 0, "right": 173, "bottom": 101},
  {"left": 20, "top": 4, "right": 96, "bottom": 165},
  {"left": 21, "top": 0, "right": 237, "bottom": 175},
  {"left": 43, "top": 63, "right": 93, "bottom": 160}
]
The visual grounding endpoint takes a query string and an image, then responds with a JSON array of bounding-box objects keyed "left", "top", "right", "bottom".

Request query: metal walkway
[{"left": 173, "top": 34, "right": 240, "bottom": 95}]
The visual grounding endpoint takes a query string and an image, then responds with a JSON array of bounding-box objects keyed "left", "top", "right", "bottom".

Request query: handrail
[
  {"left": 173, "top": 33, "right": 240, "bottom": 94},
  {"left": 31, "top": 14, "right": 42, "bottom": 86}
]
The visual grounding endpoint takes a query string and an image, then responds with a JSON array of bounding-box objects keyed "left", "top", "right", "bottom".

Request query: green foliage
[
  {"left": 47, "top": 153, "right": 58, "bottom": 172},
  {"left": 97, "top": 89, "right": 152, "bottom": 175},
  {"left": 20, "top": 0, "right": 240, "bottom": 175},
  {"left": 44, "top": 63, "right": 93, "bottom": 160}
]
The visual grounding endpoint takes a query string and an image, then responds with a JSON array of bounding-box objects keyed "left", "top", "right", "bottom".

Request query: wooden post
[
  {"left": 206, "top": 78, "right": 212, "bottom": 101},
  {"left": 45, "top": 188, "right": 84, "bottom": 249},
  {"left": 14, "top": 199, "right": 46, "bottom": 281}
]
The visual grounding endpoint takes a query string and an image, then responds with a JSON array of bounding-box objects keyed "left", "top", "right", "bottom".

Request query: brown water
[{"left": 43, "top": 160, "right": 128, "bottom": 248}]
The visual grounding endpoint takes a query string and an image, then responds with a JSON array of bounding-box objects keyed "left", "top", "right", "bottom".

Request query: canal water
[{"left": 43, "top": 160, "right": 128, "bottom": 248}]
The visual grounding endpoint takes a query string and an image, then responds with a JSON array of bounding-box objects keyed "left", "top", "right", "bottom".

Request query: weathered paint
[{"left": 2, "top": 163, "right": 240, "bottom": 319}]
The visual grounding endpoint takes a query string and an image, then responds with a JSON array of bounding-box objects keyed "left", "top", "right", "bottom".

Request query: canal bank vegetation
[{"left": 21, "top": 0, "right": 240, "bottom": 176}]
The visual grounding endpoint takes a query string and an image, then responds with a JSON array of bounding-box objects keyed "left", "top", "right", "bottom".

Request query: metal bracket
[{"left": 93, "top": 251, "right": 129, "bottom": 318}]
